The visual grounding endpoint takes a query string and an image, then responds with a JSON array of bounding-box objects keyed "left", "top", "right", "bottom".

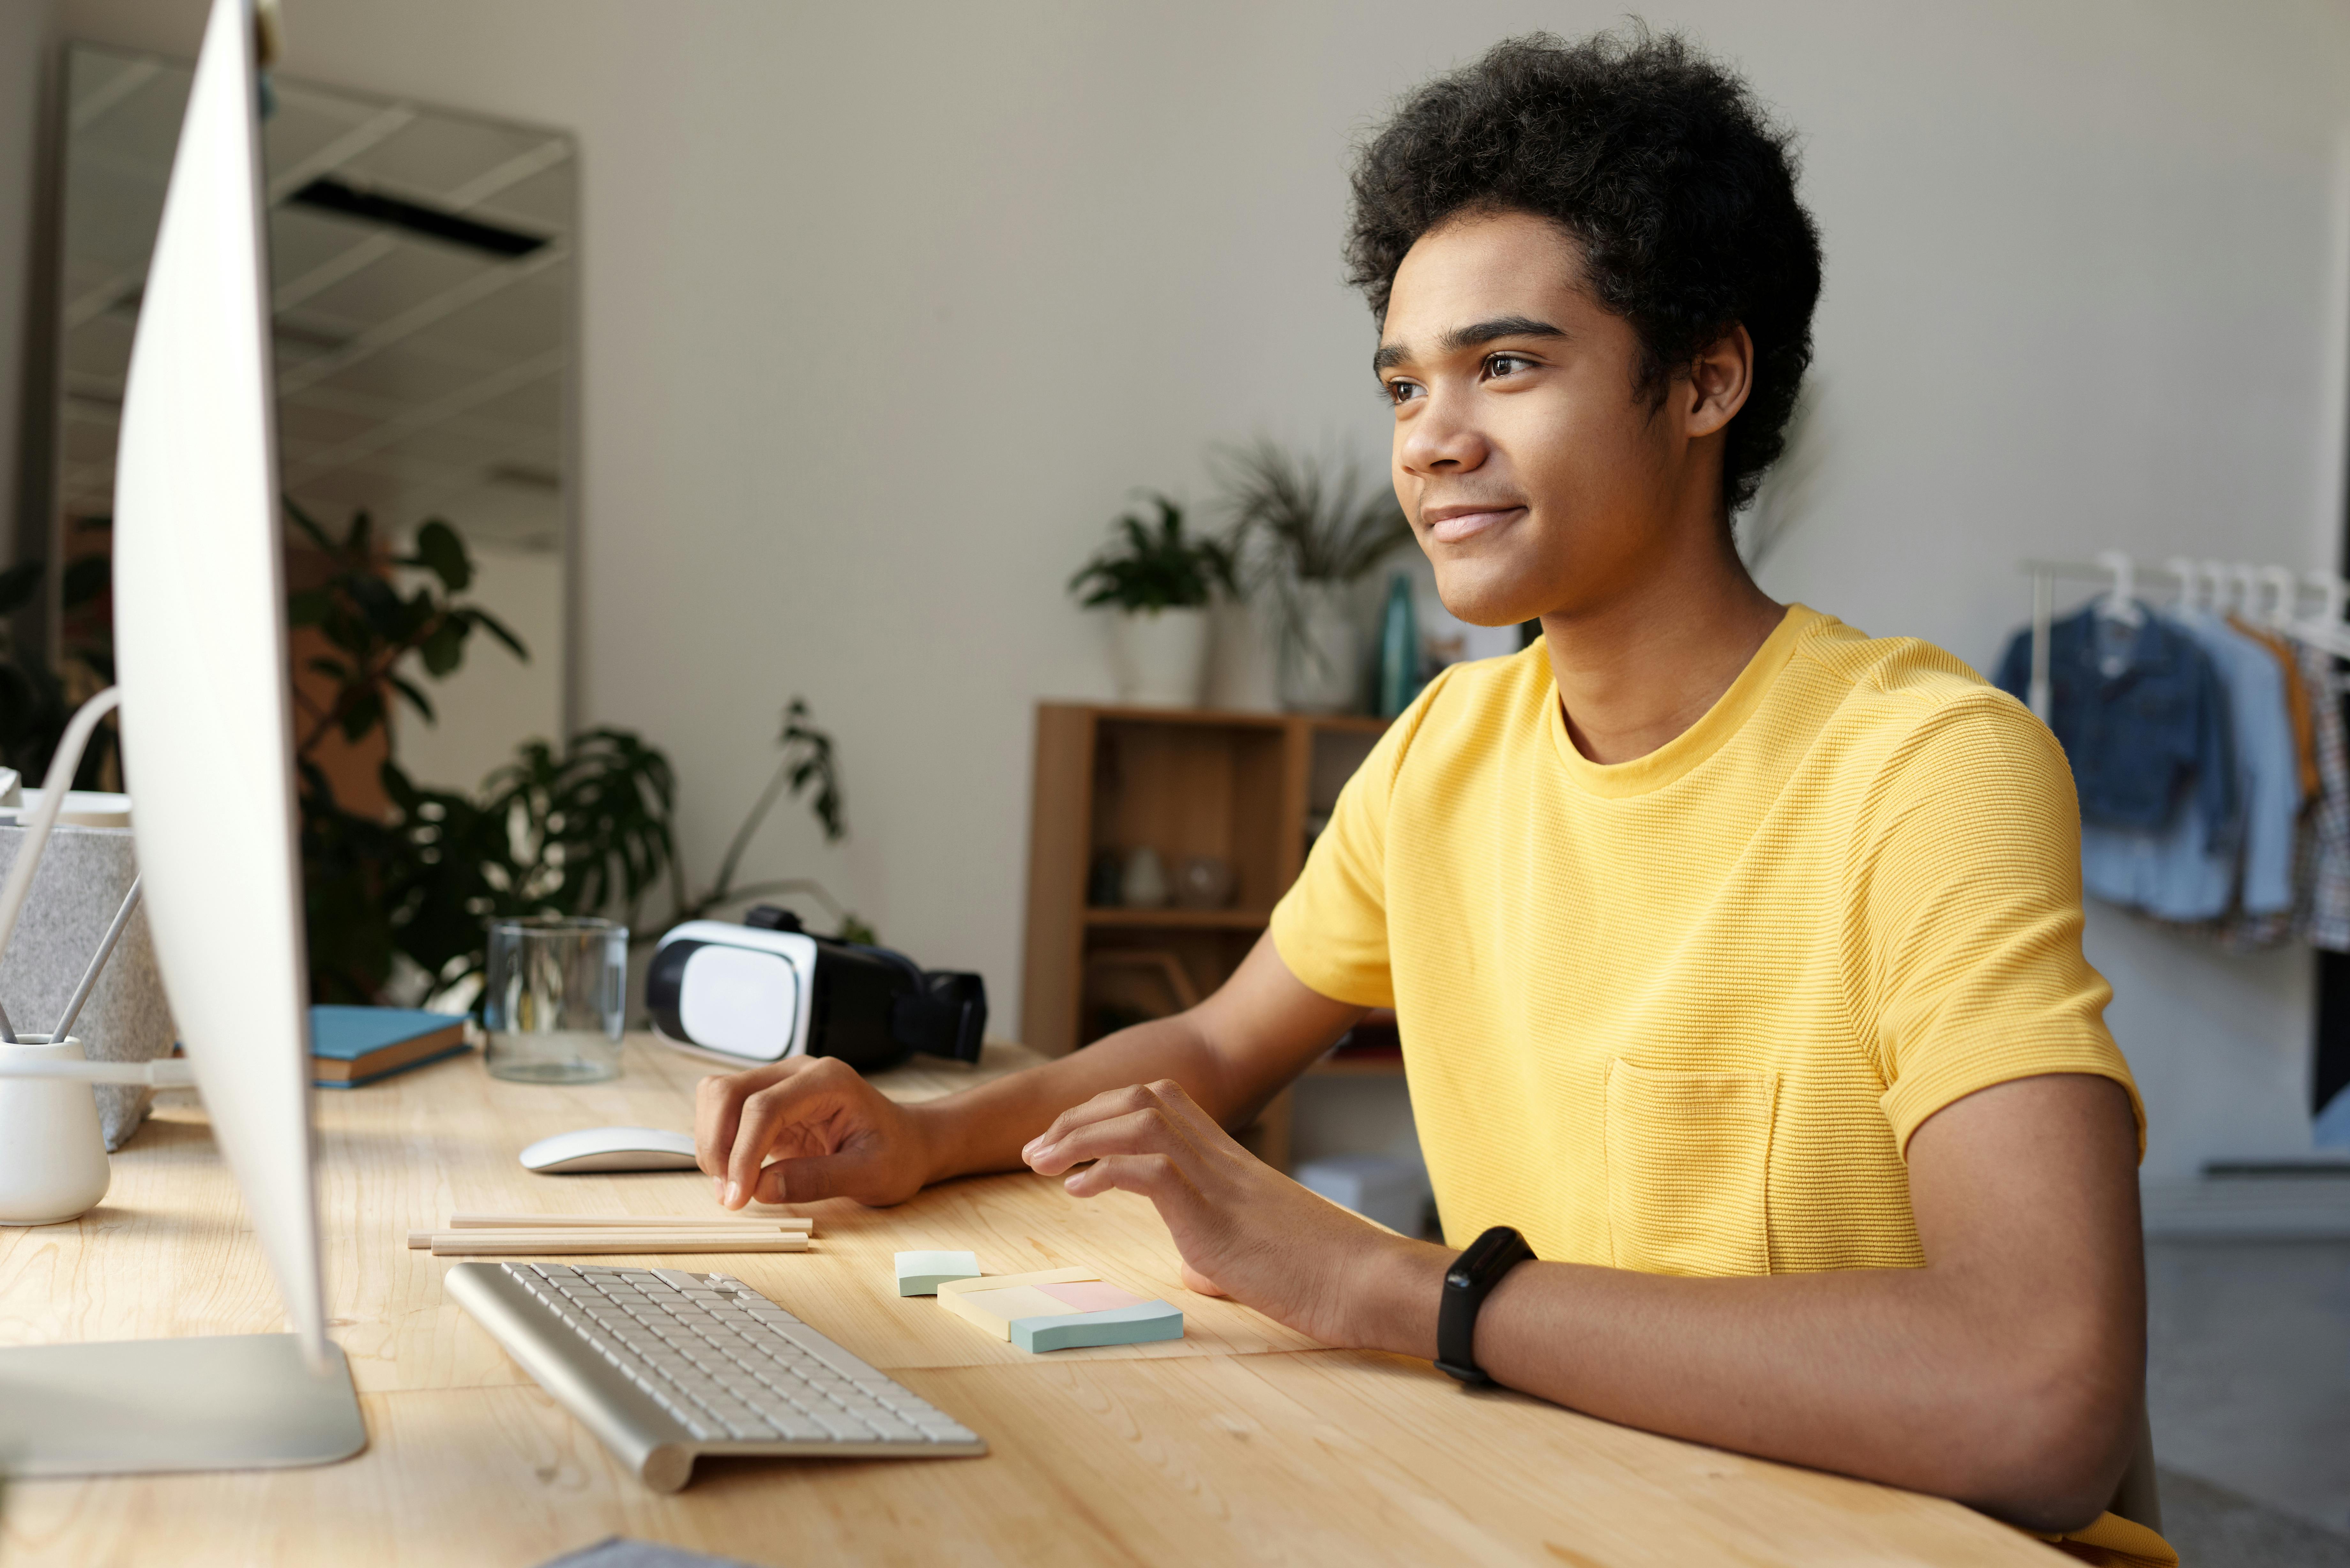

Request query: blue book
[{"left": 309, "top": 1005, "right": 470, "bottom": 1089}]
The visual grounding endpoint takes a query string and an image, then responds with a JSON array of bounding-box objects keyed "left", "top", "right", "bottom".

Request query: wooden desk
[{"left": 0, "top": 1036, "right": 2061, "bottom": 1566}]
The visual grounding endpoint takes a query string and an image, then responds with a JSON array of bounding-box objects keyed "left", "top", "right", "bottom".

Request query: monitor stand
[{"left": 0, "top": 1334, "right": 366, "bottom": 1475}]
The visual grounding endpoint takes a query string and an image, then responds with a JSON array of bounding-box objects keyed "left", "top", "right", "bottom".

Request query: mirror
[{"left": 50, "top": 42, "right": 573, "bottom": 801}]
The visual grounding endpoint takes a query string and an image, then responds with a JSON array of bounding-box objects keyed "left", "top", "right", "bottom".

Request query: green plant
[
  {"left": 1217, "top": 438, "right": 1410, "bottom": 587},
  {"left": 287, "top": 503, "right": 537, "bottom": 1000},
  {"left": 1067, "top": 494, "right": 1236, "bottom": 613},
  {"left": 286, "top": 502, "right": 526, "bottom": 752},
  {"left": 287, "top": 502, "right": 866, "bottom": 1002},
  {"left": 313, "top": 727, "right": 682, "bottom": 1001},
  {"left": 1216, "top": 439, "right": 1412, "bottom": 682},
  {"left": 673, "top": 699, "right": 848, "bottom": 918}
]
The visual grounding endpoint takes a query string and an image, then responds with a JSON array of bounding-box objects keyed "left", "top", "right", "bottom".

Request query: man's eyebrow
[
  {"left": 1442, "top": 315, "right": 1566, "bottom": 352},
  {"left": 1371, "top": 315, "right": 1566, "bottom": 374}
]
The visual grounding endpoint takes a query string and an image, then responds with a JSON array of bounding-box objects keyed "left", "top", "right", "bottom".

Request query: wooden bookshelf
[{"left": 1020, "top": 703, "right": 1386, "bottom": 1070}]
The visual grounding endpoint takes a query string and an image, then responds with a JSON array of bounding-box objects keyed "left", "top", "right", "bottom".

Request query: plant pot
[
  {"left": 1278, "top": 581, "right": 1364, "bottom": 714},
  {"left": 1109, "top": 607, "right": 1212, "bottom": 707}
]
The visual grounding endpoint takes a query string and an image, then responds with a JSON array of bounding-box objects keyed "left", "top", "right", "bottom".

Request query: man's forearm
[
  {"left": 1338, "top": 1077, "right": 2147, "bottom": 1532},
  {"left": 1353, "top": 1251, "right": 2130, "bottom": 1529},
  {"left": 912, "top": 934, "right": 1361, "bottom": 1185},
  {"left": 913, "top": 1014, "right": 1248, "bottom": 1183}
]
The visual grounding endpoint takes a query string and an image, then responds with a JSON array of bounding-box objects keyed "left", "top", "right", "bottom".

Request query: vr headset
[{"left": 647, "top": 906, "right": 987, "bottom": 1073}]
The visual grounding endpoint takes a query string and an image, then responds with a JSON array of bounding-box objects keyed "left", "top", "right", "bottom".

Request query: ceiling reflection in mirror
[{"left": 55, "top": 42, "right": 572, "bottom": 795}]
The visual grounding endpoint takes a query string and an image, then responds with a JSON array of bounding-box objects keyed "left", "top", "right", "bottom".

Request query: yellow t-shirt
[{"left": 1271, "top": 604, "right": 2145, "bottom": 1273}]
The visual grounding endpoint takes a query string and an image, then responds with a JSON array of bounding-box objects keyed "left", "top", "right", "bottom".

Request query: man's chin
[{"left": 1431, "top": 567, "right": 1550, "bottom": 630}]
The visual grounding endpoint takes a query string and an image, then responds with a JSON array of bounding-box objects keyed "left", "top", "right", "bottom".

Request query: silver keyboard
[{"left": 447, "top": 1260, "right": 985, "bottom": 1492}]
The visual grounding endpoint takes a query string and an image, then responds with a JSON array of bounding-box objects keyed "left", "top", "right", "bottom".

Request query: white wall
[{"left": 43, "top": 0, "right": 2350, "bottom": 1178}]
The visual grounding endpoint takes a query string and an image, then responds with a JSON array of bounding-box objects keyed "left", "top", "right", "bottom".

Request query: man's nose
[{"left": 1400, "top": 389, "right": 1489, "bottom": 474}]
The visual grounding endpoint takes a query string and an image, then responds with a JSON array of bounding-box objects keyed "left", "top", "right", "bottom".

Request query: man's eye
[
  {"left": 1384, "top": 379, "right": 1424, "bottom": 405},
  {"left": 1485, "top": 353, "right": 1536, "bottom": 379}
]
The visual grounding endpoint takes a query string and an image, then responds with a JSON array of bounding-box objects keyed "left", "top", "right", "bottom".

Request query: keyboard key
[
  {"left": 918, "top": 1419, "right": 979, "bottom": 1443},
  {"left": 775, "top": 1326, "right": 885, "bottom": 1383},
  {"left": 807, "top": 1409, "right": 878, "bottom": 1441}
]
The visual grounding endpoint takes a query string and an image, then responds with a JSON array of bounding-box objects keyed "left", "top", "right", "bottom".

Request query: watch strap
[{"left": 1435, "top": 1225, "right": 1533, "bottom": 1385}]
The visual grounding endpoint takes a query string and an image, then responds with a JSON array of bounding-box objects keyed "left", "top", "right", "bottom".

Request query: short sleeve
[
  {"left": 1269, "top": 673, "right": 1458, "bottom": 1007},
  {"left": 1855, "top": 693, "right": 2148, "bottom": 1159}
]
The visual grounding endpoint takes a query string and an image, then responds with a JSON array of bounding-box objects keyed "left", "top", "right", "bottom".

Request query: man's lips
[{"left": 1420, "top": 502, "right": 1527, "bottom": 545}]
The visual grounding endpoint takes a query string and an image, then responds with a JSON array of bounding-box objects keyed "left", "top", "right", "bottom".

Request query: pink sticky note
[{"left": 1037, "top": 1281, "right": 1146, "bottom": 1312}]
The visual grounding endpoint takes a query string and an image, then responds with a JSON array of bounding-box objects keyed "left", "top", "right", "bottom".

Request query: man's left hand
[{"left": 1021, "top": 1079, "right": 1446, "bottom": 1352}]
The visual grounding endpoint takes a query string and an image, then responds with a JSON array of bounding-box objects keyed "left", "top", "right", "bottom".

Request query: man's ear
[{"left": 1683, "top": 322, "right": 1754, "bottom": 439}]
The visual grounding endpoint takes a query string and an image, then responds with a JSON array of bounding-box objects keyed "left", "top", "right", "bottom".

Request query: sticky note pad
[
  {"left": 953, "top": 1285, "right": 1080, "bottom": 1332},
  {"left": 1037, "top": 1281, "right": 1145, "bottom": 1312},
  {"left": 894, "top": 1250, "right": 981, "bottom": 1296},
  {"left": 936, "top": 1267, "right": 1098, "bottom": 1337},
  {"left": 1011, "top": 1300, "right": 1184, "bottom": 1353}
]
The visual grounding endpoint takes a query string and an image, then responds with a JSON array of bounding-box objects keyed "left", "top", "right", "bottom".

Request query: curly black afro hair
[{"left": 1346, "top": 30, "right": 1822, "bottom": 516}]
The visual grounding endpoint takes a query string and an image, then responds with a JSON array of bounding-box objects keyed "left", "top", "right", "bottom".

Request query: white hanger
[
  {"left": 2290, "top": 570, "right": 2350, "bottom": 660},
  {"left": 2202, "top": 559, "right": 2234, "bottom": 614},
  {"left": 2164, "top": 556, "right": 2204, "bottom": 614},
  {"left": 2094, "top": 550, "right": 2144, "bottom": 625},
  {"left": 2232, "top": 562, "right": 2268, "bottom": 619},
  {"left": 2261, "top": 565, "right": 2298, "bottom": 629},
  {"left": 2317, "top": 572, "right": 2348, "bottom": 628}
]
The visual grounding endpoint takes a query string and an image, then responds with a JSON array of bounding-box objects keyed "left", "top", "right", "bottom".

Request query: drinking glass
[{"left": 482, "top": 916, "right": 627, "bottom": 1083}]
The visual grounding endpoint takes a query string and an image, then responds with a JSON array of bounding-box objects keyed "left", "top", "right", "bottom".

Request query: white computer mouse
[{"left": 519, "top": 1126, "right": 702, "bottom": 1175}]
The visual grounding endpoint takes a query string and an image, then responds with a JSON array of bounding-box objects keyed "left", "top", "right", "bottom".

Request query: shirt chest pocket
[{"left": 1604, "top": 1059, "right": 1778, "bottom": 1277}]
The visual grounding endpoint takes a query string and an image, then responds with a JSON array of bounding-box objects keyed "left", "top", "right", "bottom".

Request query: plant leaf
[
  {"left": 420, "top": 619, "right": 467, "bottom": 676},
  {"left": 407, "top": 519, "right": 472, "bottom": 593},
  {"left": 465, "top": 608, "right": 529, "bottom": 661},
  {"left": 337, "top": 690, "right": 384, "bottom": 744},
  {"left": 388, "top": 673, "right": 437, "bottom": 724},
  {"left": 284, "top": 498, "right": 335, "bottom": 553}
]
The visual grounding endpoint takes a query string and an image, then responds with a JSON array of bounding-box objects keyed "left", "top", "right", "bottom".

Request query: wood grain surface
[{"left": 0, "top": 1035, "right": 2063, "bottom": 1566}]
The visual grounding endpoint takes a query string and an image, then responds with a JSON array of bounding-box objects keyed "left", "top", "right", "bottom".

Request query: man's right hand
[{"left": 693, "top": 1056, "right": 934, "bottom": 1209}]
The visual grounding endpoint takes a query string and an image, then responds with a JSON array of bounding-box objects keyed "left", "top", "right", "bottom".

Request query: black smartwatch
[{"left": 1435, "top": 1225, "right": 1534, "bottom": 1386}]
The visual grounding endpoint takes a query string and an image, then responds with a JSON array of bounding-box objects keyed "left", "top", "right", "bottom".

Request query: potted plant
[
  {"left": 1217, "top": 439, "right": 1412, "bottom": 713},
  {"left": 1067, "top": 494, "right": 1235, "bottom": 707}
]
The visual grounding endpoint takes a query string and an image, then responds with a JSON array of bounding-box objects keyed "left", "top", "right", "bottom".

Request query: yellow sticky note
[
  {"left": 951, "top": 1286, "right": 1081, "bottom": 1338},
  {"left": 936, "top": 1266, "right": 1098, "bottom": 1339}
]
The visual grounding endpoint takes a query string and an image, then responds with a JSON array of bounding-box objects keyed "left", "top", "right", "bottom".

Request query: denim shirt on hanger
[
  {"left": 2076, "top": 610, "right": 2301, "bottom": 921},
  {"left": 1995, "top": 603, "right": 2233, "bottom": 837}
]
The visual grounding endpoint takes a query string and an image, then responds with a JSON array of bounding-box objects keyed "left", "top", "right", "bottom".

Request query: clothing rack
[{"left": 2019, "top": 555, "right": 2350, "bottom": 722}]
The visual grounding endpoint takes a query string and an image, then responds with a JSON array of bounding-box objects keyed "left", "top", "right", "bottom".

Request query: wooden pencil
[
  {"left": 416, "top": 1229, "right": 814, "bottom": 1256},
  {"left": 448, "top": 1211, "right": 814, "bottom": 1233}
]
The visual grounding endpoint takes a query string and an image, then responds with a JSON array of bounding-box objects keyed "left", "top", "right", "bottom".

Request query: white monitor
[
  {"left": 0, "top": 0, "right": 362, "bottom": 1477},
  {"left": 111, "top": 0, "right": 324, "bottom": 1368}
]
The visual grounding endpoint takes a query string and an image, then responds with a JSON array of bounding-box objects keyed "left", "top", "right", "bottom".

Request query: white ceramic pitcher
[{"left": 0, "top": 1034, "right": 111, "bottom": 1224}]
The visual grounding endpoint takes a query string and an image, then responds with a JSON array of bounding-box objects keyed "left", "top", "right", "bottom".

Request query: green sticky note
[
  {"left": 895, "top": 1250, "right": 981, "bottom": 1296},
  {"left": 1010, "top": 1300, "right": 1183, "bottom": 1352}
]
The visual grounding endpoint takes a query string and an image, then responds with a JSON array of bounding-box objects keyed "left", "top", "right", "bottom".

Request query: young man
[{"left": 696, "top": 32, "right": 2166, "bottom": 1560}]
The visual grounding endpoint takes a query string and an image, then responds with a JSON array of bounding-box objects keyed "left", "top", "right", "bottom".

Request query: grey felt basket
[{"left": 0, "top": 823, "right": 176, "bottom": 1149}]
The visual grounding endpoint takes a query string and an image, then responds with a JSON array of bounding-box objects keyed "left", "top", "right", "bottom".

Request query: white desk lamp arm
[{"left": 0, "top": 1055, "right": 196, "bottom": 1086}]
